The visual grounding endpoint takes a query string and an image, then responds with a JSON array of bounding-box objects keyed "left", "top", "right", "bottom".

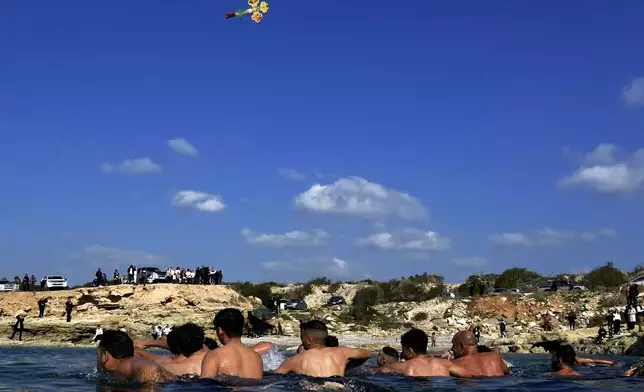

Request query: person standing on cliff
[
  {"left": 65, "top": 297, "right": 74, "bottom": 322},
  {"left": 10, "top": 314, "right": 26, "bottom": 341},
  {"left": 566, "top": 310, "right": 576, "bottom": 331},
  {"left": 499, "top": 319, "right": 507, "bottom": 338},
  {"left": 613, "top": 309, "right": 622, "bottom": 335},
  {"left": 38, "top": 297, "right": 48, "bottom": 317},
  {"left": 40, "top": 276, "right": 46, "bottom": 291},
  {"left": 127, "top": 265, "right": 134, "bottom": 284},
  {"left": 22, "top": 274, "right": 30, "bottom": 291}
]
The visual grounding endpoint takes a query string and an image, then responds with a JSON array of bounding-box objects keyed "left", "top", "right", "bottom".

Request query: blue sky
[{"left": 1, "top": 1, "right": 644, "bottom": 285}]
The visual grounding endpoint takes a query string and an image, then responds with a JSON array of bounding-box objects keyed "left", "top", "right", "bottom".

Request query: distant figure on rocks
[
  {"left": 627, "top": 305, "right": 637, "bottom": 330},
  {"left": 127, "top": 265, "right": 134, "bottom": 284},
  {"left": 499, "top": 320, "right": 507, "bottom": 338},
  {"left": 566, "top": 310, "right": 576, "bottom": 331},
  {"left": 113, "top": 269, "right": 120, "bottom": 284},
  {"left": 95, "top": 268, "right": 103, "bottom": 287},
  {"left": 38, "top": 298, "right": 48, "bottom": 317},
  {"left": 30, "top": 275, "right": 36, "bottom": 291},
  {"left": 22, "top": 274, "right": 30, "bottom": 291},
  {"left": 93, "top": 325, "right": 104, "bottom": 342},
  {"left": 65, "top": 297, "right": 74, "bottom": 322},
  {"left": 40, "top": 276, "right": 46, "bottom": 291},
  {"left": 10, "top": 314, "right": 26, "bottom": 341},
  {"left": 628, "top": 284, "right": 639, "bottom": 307},
  {"left": 613, "top": 310, "right": 622, "bottom": 335},
  {"left": 472, "top": 325, "right": 481, "bottom": 343}
]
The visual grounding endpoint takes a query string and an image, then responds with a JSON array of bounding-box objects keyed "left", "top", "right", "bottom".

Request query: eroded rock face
[{"left": 0, "top": 284, "right": 254, "bottom": 345}]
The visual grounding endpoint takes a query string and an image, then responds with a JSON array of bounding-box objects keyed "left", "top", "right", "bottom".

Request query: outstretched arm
[
  {"left": 448, "top": 363, "right": 474, "bottom": 378},
  {"left": 576, "top": 357, "right": 616, "bottom": 366},
  {"left": 273, "top": 356, "right": 296, "bottom": 375},
  {"left": 376, "top": 362, "right": 406, "bottom": 374},
  {"left": 344, "top": 347, "right": 372, "bottom": 360},
  {"left": 136, "top": 340, "right": 169, "bottom": 350}
]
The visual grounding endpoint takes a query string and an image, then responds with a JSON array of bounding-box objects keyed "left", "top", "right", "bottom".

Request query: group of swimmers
[{"left": 95, "top": 308, "right": 642, "bottom": 385}]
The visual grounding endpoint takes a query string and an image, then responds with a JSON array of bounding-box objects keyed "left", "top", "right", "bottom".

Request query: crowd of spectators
[{"left": 162, "top": 266, "right": 223, "bottom": 284}]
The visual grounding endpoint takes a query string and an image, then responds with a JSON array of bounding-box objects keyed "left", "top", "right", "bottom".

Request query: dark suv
[{"left": 328, "top": 296, "right": 345, "bottom": 305}]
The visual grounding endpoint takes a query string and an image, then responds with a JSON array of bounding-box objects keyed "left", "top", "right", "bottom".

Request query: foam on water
[{"left": 262, "top": 346, "right": 287, "bottom": 372}]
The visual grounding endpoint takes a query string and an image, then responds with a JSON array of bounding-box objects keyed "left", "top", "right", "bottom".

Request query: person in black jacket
[
  {"left": 95, "top": 268, "right": 103, "bottom": 287},
  {"left": 10, "top": 314, "right": 26, "bottom": 341},
  {"left": 65, "top": 297, "right": 74, "bottom": 322},
  {"left": 38, "top": 298, "right": 48, "bottom": 317}
]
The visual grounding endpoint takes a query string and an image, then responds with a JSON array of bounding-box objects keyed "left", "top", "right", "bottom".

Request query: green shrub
[
  {"left": 494, "top": 268, "right": 542, "bottom": 290},
  {"left": 412, "top": 312, "right": 428, "bottom": 322},
  {"left": 352, "top": 286, "right": 382, "bottom": 321},
  {"left": 328, "top": 282, "right": 342, "bottom": 294},
  {"left": 582, "top": 262, "right": 626, "bottom": 290},
  {"left": 227, "top": 281, "right": 275, "bottom": 306}
]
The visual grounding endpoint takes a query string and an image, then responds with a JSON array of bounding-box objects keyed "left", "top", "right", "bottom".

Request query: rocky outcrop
[{"left": 0, "top": 285, "right": 254, "bottom": 346}]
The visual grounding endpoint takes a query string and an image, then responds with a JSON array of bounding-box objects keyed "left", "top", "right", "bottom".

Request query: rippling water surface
[{"left": 1, "top": 346, "right": 643, "bottom": 391}]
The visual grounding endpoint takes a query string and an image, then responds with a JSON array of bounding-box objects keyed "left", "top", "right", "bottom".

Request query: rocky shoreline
[{"left": 1, "top": 283, "right": 642, "bottom": 357}]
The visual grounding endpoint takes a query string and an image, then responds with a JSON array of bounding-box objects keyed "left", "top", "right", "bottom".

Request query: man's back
[
  {"left": 162, "top": 350, "right": 208, "bottom": 376},
  {"left": 283, "top": 347, "right": 352, "bottom": 377},
  {"left": 383, "top": 356, "right": 454, "bottom": 377},
  {"left": 114, "top": 357, "right": 172, "bottom": 383},
  {"left": 452, "top": 352, "right": 509, "bottom": 377},
  {"left": 200, "top": 342, "right": 263, "bottom": 379}
]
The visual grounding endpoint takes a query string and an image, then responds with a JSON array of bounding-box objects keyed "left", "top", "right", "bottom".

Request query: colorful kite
[{"left": 225, "top": 0, "right": 270, "bottom": 23}]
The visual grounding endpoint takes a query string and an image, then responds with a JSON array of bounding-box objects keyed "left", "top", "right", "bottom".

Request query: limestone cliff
[{"left": 0, "top": 284, "right": 258, "bottom": 345}]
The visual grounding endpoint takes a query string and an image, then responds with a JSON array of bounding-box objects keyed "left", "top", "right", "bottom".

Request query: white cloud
[
  {"left": 490, "top": 228, "right": 617, "bottom": 247},
  {"left": 101, "top": 158, "right": 162, "bottom": 174},
  {"left": 623, "top": 77, "right": 644, "bottom": 107},
  {"left": 172, "top": 190, "right": 226, "bottom": 212},
  {"left": 357, "top": 228, "right": 450, "bottom": 252},
  {"left": 558, "top": 144, "right": 644, "bottom": 195},
  {"left": 488, "top": 233, "right": 533, "bottom": 247},
  {"left": 262, "top": 257, "right": 351, "bottom": 278},
  {"left": 294, "top": 176, "right": 428, "bottom": 221},
  {"left": 278, "top": 168, "right": 307, "bottom": 181},
  {"left": 241, "top": 227, "right": 329, "bottom": 247},
  {"left": 73, "top": 245, "right": 163, "bottom": 268},
  {"left": 167, "top": 138, "right": 199, "bottom": 157},
  {"left": 453, "top": 257, "right": 488, "bottom": 267}
]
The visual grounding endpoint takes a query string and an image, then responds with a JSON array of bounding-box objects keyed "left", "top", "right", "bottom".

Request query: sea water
[{"left": 1, "top": 346, "right": 643, "bottom": 391}]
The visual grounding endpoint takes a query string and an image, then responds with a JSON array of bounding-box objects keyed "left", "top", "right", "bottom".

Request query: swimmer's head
[
  {"left": 166, "top": 329, "right": 181, "bottom": 355},
  {"left": 552, "top": 344, "right": 576, "bottom": 371},
  {"left": 214, "top": 308, "right": 244, "bottom": 344},
  {"left": 325, "top": 335, "right": 339, "bottom": 347},
  {"left": 378, "top": 346, "right": 399, "bottom": 367},
  {"left": 451, "top": 330, "right": 478, "bottom": 358},
  {"left": 97, "top": 330, "right": 134, "bottom": 371},
  {"left": 204, "top": 337, "right": 219, "bottom": 350},
  {"left": 300, "top": 320, "right": 328, "bottom": 349},
  {"left": 296, "top": 344, "right": 305, "bottom": 354},
  {"left": 400, "top": 329, "right": 428, "bottom": 360},
  {"left": 175, "top": 323, "right": 205, "bottom": 357}
]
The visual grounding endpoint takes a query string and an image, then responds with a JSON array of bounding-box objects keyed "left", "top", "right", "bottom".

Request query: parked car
[
  {"left": 536, "top": 285, "right": 552, "bottom": 293},
  {"left": 136, "top": 267, "right": 166, "bottom": 284},
  {"left": 629, "top": 275, "right": 644, "bottom": 286},
  {"left": 487, "top": 288, "right": 522, "bottom": 296},
  {"left": 45, "top": 275, "right": 68, "bottom": 290},
  {"left": 0, "top": 278, "right": 17, "bottom": 292},
  {"left": 284, "top": 299, "right": 308, "bottom": 310},
  {"left": 328, "top": 296, "right": 346, "bottom": 305}
]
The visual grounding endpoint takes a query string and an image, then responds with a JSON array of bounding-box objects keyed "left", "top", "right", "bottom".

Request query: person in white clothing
[
  {"left": 627, "top": 305, "right": 637, "bottom": 330},
  {"left": 92, "top": 325, "right": 104, "bottom": 342},
  {"left": 613, "top": 310, "right": 622, "bottom": 334}
]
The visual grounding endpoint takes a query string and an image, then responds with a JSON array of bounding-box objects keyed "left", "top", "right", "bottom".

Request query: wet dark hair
[
  {"left": 214, "top": 308, "right": 245, "bottom": 338},
  {"left": 204, "top": 337, "right": 219, "bottom": 350},
  {"left": 381, "top": 346, "right": 399, "bottom": 361},
  {"left": 99, "top": 330, "right": 134, "bottom": 359},
  {"left": 166, "top": 329, "right": 180, "bottom": 355},
  {"left": 300, "top": 320, "right": 328, "bottom": 344},
  {"left": 324, "top": 335, "right": 339, "bottom": 347},
  {"left": 554, "top": 344, "right": 576, "bottom": 367},
  {"left": 401, "top": 328, "right": 428, "bottom": 355},
  {"left": 175, "top": 323, "right": 205, "bottom": 357}
]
